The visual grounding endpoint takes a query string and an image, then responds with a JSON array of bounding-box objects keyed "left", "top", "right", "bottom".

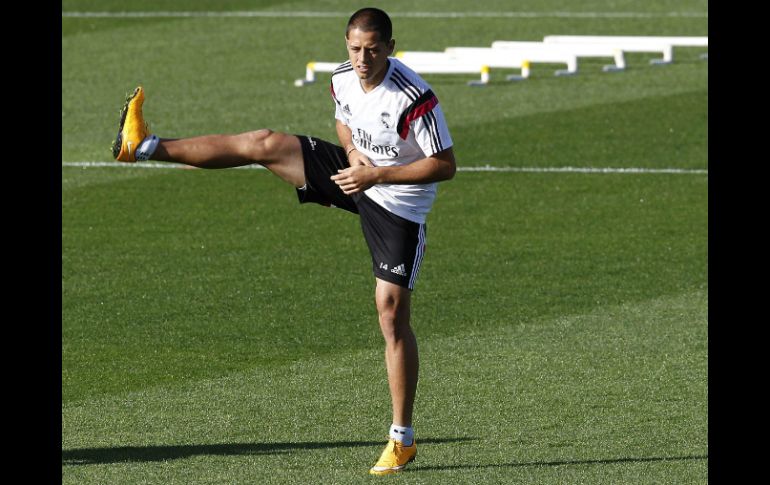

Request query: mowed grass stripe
[
  {"left": 61, "top": 0, "right": 708, "bottom": 16},
  {"left": 64, "top": 75, "right": 708, "bottom": 170},
  {"left": 62, "top": 290, "right": 706, "bottom": 484},
  {"left": 62, "top": 162, "right": 708, "bottom": 174},
  {"left": 450, "top": 89, "right": 707, "bottom": 170},
  {"left": 62, "top": 11, "right": 708, "bottom": 18},
  {"left": 62, "top": 169, "right": 706, "bottom": 404}
]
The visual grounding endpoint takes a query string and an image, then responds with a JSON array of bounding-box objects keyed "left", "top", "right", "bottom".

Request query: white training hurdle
[
  {"left": 489, "top": 41, "right": 626, "bottom": 72},
  {"left": 397, "top": 47, "right": 578, "bottom": 83},
  {"left": 294, "top": 62, "right": 345, "bottom": 86},
  {"left": 542, "top": 35, "right": 708, "bottom": 64},
  {"left": 294, "top": 57, "right": 490, "bottom": 86},
  {"left": 443, "top": 46, "right": 578, "bottom": 79},
  {"left": 394, "top": 51, "right": 492, "bottom": 85},
  {"left": 294, "top": 35, "right": 708, "bottom": 87}
]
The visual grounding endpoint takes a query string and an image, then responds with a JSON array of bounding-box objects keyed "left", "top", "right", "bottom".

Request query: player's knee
[
  {"left": 251, "top": 128, "right": 274, "bottom": 141},
  {"left": 377, "top": 301, "right": 409, "bottom": 342},
  {"left": 239, "top": 129, "right": 276, "bottom": 161}
]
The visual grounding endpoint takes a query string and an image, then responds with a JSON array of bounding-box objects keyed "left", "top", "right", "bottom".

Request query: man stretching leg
[{"left": 112, "top": 8, "right": 455, "bottom": 475}]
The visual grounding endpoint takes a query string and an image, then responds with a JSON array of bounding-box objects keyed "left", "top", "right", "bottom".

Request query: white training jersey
[{"left": 331, "top": 57, "right": 453, "bottom": 224}]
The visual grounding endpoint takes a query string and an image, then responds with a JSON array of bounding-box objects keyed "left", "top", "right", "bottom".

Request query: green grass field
[{"left": 62, "top": 1, "right": 708, "bottom": 483}]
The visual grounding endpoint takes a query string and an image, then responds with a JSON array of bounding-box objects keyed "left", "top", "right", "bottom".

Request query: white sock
[
  {"left": 136, "top": 134, "right": 159, "bottom": 161},
  {"left": 389, "top": 424, "right": 414, "bottom": 446}
]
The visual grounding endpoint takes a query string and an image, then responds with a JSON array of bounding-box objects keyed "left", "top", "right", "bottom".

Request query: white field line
[
  {"left": 61, "top": 11, "right": 708, "bottom": 19},
  {"left": 61, "top": 161, "right": 707, "bottom": 175}
]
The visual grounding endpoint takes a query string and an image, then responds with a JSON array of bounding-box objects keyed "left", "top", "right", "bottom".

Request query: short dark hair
[{"left": 346, "top": 8, "right": 392, "bottom": 43}]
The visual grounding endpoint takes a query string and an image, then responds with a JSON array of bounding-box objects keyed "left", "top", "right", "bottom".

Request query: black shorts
[{"left": 295, "top": 135, "right": 427, "bottom": 290}]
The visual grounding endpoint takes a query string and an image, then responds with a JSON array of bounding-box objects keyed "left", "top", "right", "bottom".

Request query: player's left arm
[{"left": 331, "top": 146, "right": 456, "bottom": 195}]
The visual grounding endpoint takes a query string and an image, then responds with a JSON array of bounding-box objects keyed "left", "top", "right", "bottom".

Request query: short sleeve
[{"left": 410, "top": 102, "right": 453, "bottom": 157}]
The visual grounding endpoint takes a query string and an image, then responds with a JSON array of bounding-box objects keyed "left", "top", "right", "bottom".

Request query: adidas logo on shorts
[{"left": 391, "top": 264, "right": 407, "bottom": 277}]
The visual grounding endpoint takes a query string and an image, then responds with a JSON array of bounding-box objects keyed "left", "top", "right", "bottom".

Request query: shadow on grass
[
  {"left": 62, "top": 437, "right": 475, "bottom": 465},
  {"left": 410, "top": 454, "right": 708, "bottom": 472}
]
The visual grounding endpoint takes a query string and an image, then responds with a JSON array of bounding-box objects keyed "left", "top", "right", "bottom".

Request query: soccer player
[{"left": 112, "top": 7, "right": 455, "bottom": 475}]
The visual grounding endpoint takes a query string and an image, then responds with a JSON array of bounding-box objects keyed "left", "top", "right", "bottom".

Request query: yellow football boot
[
  {"left": 111, "top": 86, "right": 149, "bottom": 162},
  {"left": 369, "top": 439, "right": 416, "bottom": 475}
]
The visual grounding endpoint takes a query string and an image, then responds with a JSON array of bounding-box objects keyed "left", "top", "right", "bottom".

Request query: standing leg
[
  {"left": 369, "top": 278, "right": 419, "bottom": 475},
  {"left": 375, "top": 278, "right": 419, "bottom": 428}
]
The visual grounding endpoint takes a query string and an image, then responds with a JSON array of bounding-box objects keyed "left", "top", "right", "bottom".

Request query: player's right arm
[{"left": 336, "top": 119, "right": 374, "bottom": 168}]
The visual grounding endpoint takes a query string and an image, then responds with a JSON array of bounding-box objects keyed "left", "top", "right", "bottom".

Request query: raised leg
[{"left": 154, "top": 129, "right": 306, "bottom": 188}]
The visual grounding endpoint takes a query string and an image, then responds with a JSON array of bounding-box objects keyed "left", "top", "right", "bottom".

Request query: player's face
[{"left": 345, "top": 28, "right": 395, "bottom": 89}]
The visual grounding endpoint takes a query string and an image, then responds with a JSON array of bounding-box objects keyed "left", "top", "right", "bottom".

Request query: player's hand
[
  {"left": 347, "top": 149, "right": 375, "bottom": 168},
  {"left": 331, "top": 165, "right": 380, "bottom": 194}
]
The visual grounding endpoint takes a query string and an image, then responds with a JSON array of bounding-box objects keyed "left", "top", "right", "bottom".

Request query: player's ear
[{"left": 387, "top": 39, "right": 395, "bottom": 55}]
